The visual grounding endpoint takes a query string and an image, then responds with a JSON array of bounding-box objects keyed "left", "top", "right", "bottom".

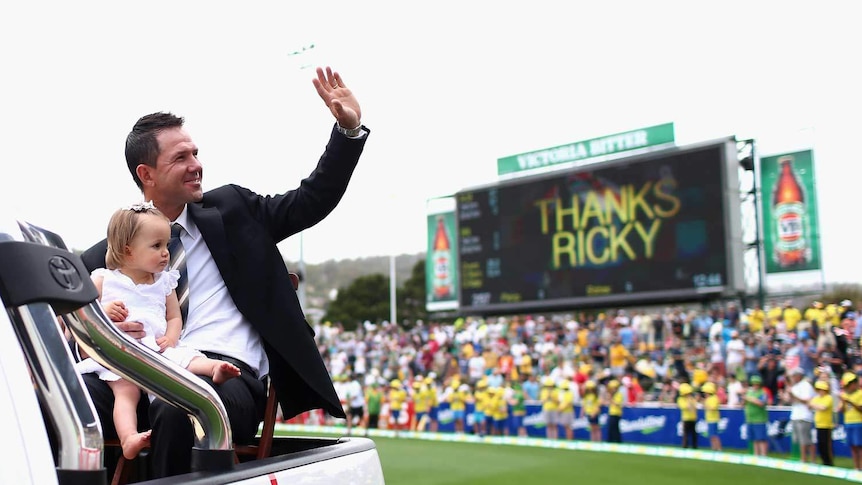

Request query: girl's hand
[
  {"left": 102, "top": 300, "right": 129, "bottom": 322},
  {"left": 156, "top": 335, "right": 177, "bottom": 352}
]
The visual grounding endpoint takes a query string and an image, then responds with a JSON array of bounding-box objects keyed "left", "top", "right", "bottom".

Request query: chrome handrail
[
  {"left": 17, "top": 221, "right": 233, "bottom": 457},
  {"left": 6, "top": 301, "right": 104, "bottom": 470}
]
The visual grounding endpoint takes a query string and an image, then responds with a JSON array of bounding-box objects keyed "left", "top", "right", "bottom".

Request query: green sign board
[
  {"left": 497, "top": 122, "right": 675, "bottom": 176},
  {"left": 759, "top": 149, "right": 822, "bottom": 274},
  {"left": 426, "top": 210, "right": 459, "bottom": 312}
]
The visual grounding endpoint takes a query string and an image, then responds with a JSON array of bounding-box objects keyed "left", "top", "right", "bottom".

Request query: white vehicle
[{"left": 0, "top": 219, "right": 385, "bottom": 485}]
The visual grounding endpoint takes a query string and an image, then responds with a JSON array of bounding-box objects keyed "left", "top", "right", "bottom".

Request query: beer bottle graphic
[
  {"left": 772, "top": 155, "right": 807, "bottom": 267},
  {"left": 432, "top": 215, "right": 453, "bottom": 300}
]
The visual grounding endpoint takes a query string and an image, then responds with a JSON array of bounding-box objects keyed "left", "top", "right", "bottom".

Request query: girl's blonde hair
[{"left": 105, "top": 203, "right": 168, "bottom": 270}]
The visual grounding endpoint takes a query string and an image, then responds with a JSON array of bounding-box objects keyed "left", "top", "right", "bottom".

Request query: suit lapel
[{"left": 189, "top": 203, "right": 235, "bottom": 285}]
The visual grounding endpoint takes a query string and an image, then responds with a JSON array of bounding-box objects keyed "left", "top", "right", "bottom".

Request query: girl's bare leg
[{"left": 107, "top": 379, "right": 151, "bottom": 459}]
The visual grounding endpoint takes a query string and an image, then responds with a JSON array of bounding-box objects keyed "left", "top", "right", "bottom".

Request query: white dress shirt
[{"left": 174, "top": 207, "right": 268, "bottom": 379}]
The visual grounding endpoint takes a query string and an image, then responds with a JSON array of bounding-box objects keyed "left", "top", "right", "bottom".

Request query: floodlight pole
[
  {"left": 390, "top": 254, "right": 397, "bottom": 326},
  {"left": 748, "top": 139, "right": 766, "bottom": 309}
]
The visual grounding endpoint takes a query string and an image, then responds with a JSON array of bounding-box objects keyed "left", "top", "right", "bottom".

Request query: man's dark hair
[{"left": 125, "top": 112, "right": 185, "bottom": 190}]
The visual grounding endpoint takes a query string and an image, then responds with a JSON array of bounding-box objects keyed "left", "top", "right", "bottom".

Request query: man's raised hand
[{"left": 312, "top": 66, "right": 361, "bottom": 130}]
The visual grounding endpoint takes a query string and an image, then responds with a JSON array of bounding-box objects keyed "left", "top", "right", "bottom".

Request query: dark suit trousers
[{"left": 149, "top": 371, "right": 266, "bottom": 478}]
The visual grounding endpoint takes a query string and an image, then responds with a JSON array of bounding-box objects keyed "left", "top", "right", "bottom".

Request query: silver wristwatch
[{"left": 336, "top": 123, "right": 363, "bottom": 138}]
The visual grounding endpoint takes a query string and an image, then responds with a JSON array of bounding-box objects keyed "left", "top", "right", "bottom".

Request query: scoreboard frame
[{"left": 455, "top": 137, "right": 745, "bottom": 313}]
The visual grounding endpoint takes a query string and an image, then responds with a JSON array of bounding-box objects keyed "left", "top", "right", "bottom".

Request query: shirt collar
[{"left": 173, "top": 205, "right": 200, "bottom": 241}]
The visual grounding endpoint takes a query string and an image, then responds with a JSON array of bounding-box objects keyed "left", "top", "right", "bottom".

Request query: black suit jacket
[{"left": 81, "top": 125, "right": 368, "bottom": 419}]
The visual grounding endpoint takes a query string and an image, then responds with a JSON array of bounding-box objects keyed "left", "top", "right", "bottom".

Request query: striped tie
[{"left": 169, "top": 223, "right": 189, "bottom": 324}]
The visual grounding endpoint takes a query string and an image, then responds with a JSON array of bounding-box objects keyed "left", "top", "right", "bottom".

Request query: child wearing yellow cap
[
  {"left": 809, "top": 379, "right": 834, "bottom": 466},
  {"left": 388, "top": 379, "right": 407, "bottom": 435},
  {"left": 557, "top": 380, "right": 576, "bottom": 441},
  {"left": 580, "top": 380, "right": 601, "bottom": 442},
  {"left": 677, "top": 383, "right": 698, "bottom": 449},
  {"left": 472, "top": 379, "right": 489, "bottom": 437},
  {"left": 540, "top": 377, "right": 559, "bottom": 440},
  {"left": 447, "top": 378, "right": 467, "bottom": 434},
  {"left": 702, "top": 382, "right": 721, "bottom": 451}
]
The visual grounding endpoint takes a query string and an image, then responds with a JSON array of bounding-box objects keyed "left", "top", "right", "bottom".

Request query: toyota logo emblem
[{"left": 49, "top": 256, "right": 83, "bottom": 291}]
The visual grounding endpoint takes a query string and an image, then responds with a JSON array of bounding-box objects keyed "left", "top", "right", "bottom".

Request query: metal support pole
[
  {"left": 390, "top": 254, "right": 397, "bottom": 326},
  {"left": 749, "top": 140, "right": 766, "bottom": 308}
]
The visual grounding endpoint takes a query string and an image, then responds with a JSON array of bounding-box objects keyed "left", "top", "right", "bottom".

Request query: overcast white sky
[{"left": 1, "top": 1, "right": 860, "bottom": 285}]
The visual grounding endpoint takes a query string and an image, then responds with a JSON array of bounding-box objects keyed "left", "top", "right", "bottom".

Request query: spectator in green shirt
[
  {"left": 743, "top": 375, "right": 769, "bottom": 456},
  {"left": 364, "top": 382, "right": 383, "bottom": 436},
  {"left": 510, "top": 382, "right": 527, "bottom": 437}
]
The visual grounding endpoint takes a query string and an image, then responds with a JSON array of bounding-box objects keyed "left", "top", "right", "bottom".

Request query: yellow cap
[
  {"left": 679, "top": 383, "right": 693, "bottom": 396},
  {"left": 477, "top": 379, "right": 488, "bottom": 389},
  {"left": 413, "top": 381, "right": 422, "bottom": 389},
  {"left": 842, "top": 372, "right": 858, "bottom": 387},
  {"left": 585, "top": 380, "right": 597, "bottom": 389},
  {"left": 542, "top": 377, "right": 555, "bottom": 387},
  {"left": 702, "top": 382, "right": 716, "bottom": 394},
  {"left": 607, "top": 379, "right": 620, "bottom": 389},
  {"left": 815, "top": 380, "right": 829, "bottom": 391},
  {"left": 390, "top": 379, "right": 401, "bottom": 388},
  {"left": 425, "top": 377, "right": 434, "bottom": 385},
  {"left": 559, "top": 380, "right": 570, "bottom": 390}
]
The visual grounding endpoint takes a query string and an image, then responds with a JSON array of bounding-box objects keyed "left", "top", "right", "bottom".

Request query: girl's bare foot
[
  {"left": 121, "top": 430, "right": 152, "bottom": 459},
  {"left": 213, "top": 361, "right": 241, "bottom": 384}
]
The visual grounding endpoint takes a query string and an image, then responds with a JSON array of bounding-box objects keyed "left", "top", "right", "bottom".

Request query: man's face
[{"left": 151, "top": 127, "right": 203, "bottom": 204}]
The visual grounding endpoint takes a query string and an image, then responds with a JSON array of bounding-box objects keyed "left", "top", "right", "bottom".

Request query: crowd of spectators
[
  {"left": 313, "top": 299, "right": 861, "bottom": 416},
  {"left": 282, "top": 298, "right": 862, "bottom": 467}
]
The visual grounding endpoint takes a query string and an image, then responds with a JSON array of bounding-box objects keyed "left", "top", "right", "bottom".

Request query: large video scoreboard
[{"left": 457, "top": 139, "right": 743, "bottom": 312}]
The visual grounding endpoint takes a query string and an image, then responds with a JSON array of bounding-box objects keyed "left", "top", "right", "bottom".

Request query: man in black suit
[{"left": 80, "top": 66, "right": 367, "bottom": 478}]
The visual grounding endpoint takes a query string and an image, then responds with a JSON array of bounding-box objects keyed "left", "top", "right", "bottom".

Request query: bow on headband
[{"left": 123, "top": 200, "right": 156, "bottom": 212}]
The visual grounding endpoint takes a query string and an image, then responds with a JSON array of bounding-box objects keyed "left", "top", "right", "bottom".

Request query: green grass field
[
  {"left": 374, "top": 438, "right": 847, "bottom": 485},
  {"left": 279, "top": 429, "right": 854, "bottom": 484}
]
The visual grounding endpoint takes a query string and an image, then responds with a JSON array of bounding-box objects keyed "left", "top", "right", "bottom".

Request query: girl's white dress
[{"left": 75, "top": 268, "right": 203, "bottom": 381}]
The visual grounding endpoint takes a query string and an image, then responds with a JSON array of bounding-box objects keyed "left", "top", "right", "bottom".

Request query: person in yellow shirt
[
  {"left": 387, "top": 379, "right": 408, "bottom": 435},
  {"left": 748, "top": 304, "right": 766, "bottom": 333},
  {"left": 677, "top": 383, "right": 699, "bottom": 449},
  {"left": 411, "top": 380, "right": 430, "bottom": 432},
  {"left": 540, "top": 377, "right": 559, "bottom": 439},
  {"left": 518, "top": 353, "right": 533, "bottom": 377},
  {"left": 490, "top": 387, "right": 509, "bottom": 436},
  {"left": 462, "top": 343, "right": 474, "bottom": 359},
  {"left": 767, "top": 303, "right": 784, "bottom": 330},
  {"left": 783, "top": 301, "right": 802, "bottom": 332},
  {"left": 606, "top": 379, "right": 624, "bottom": 443},
  {"left": 809, "top": 380, "right": 834, "bottom": 466},
  {"left": 483, "top": 347, "right": 499, "bottom": 373},
  {"left": 447, "top": 378, "right": 467, "bottom": 434},
  {"left": 577, "top": 327, "right": 590, "bottom": 349},
  {"left": 609, "top": 340, "right": 630, "bottom": 376},
  {"left": 702, "top": 382, "right": 721, "bottom": 451},
  {"left": 557, "top": 380, "right": 575, "bottom": 440},
  {"left": 472, "top": 379, "right": 489, "bottom": 437},
  {"left": 826, "top": 303, "right": 841, "bottom": 329},
  {"left": 692, "top": 367, "right": 709, "bottom": 388},
  {"left": 425, "top": 377, "right": 440, "bottom": 433},
  {"left": 580, "top": 380, "right": 601, "bottom": 442},
  {"left": 804, "top": 301, "right": 826, "bottom": 331},
  {"left": 839, "top": 372, "right": 862, "bottom": 470}
]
